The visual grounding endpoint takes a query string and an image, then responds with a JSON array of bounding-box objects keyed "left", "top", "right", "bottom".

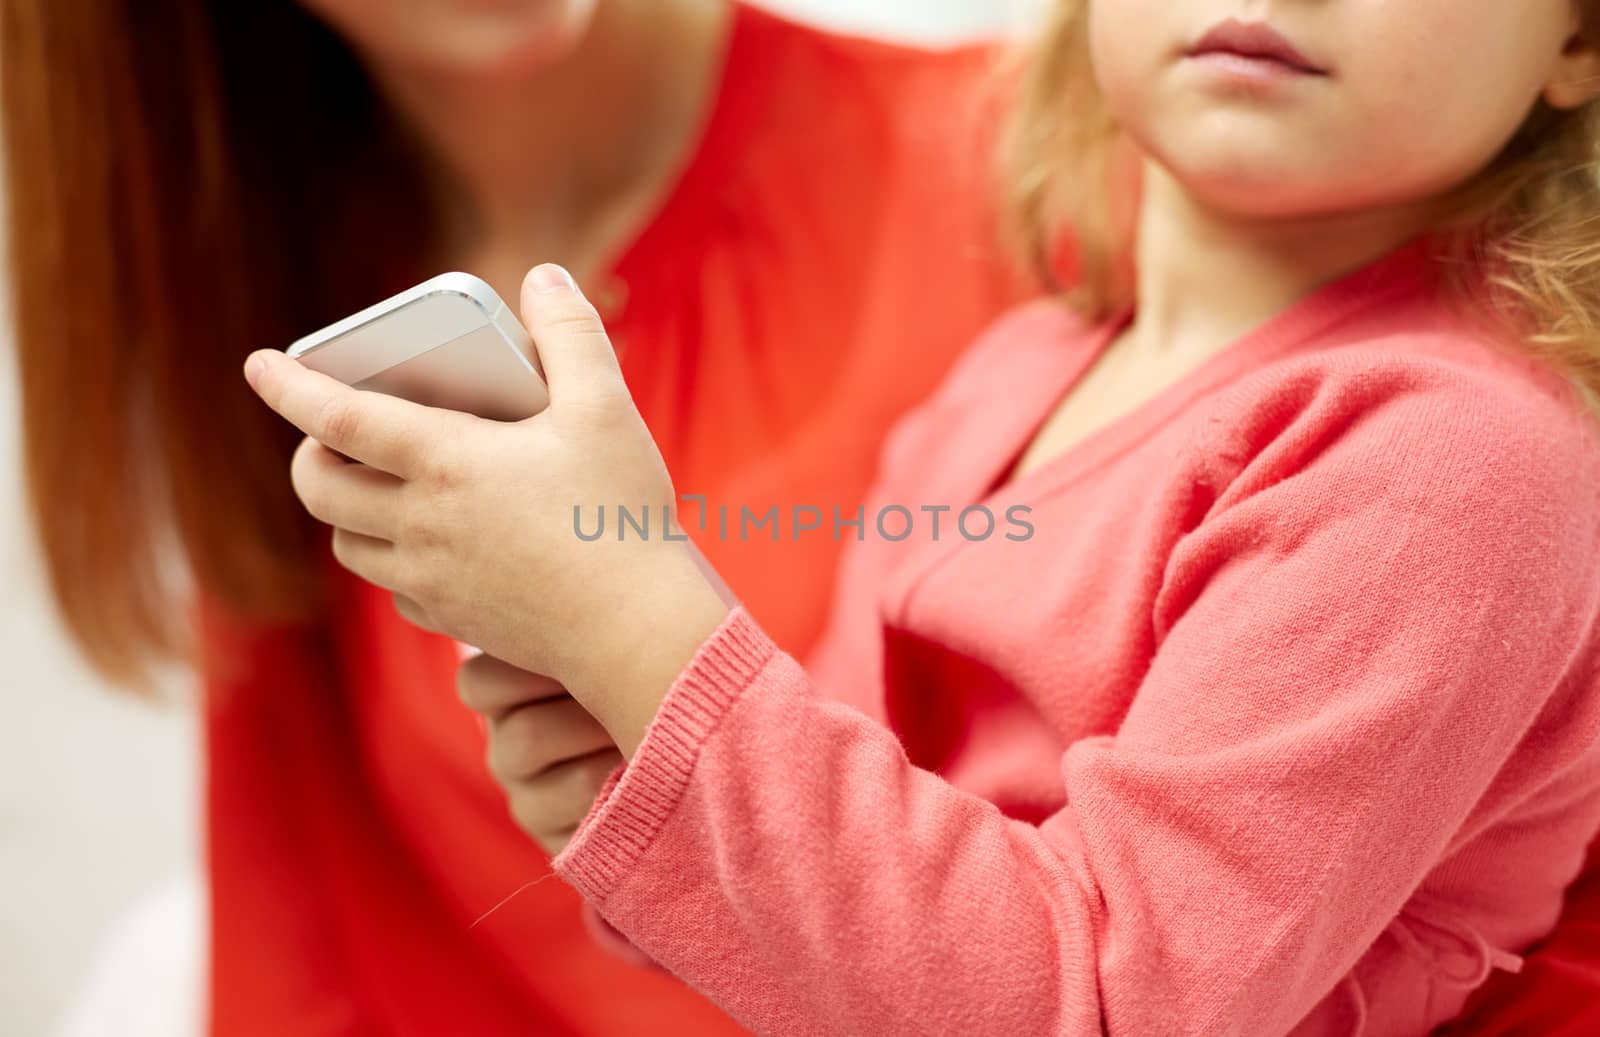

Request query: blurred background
[{"left": 0, "top": 1, "right": 1025, "bottom": 1034}]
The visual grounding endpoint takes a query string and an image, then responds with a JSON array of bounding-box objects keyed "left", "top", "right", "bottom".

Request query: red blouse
[{"left": 200, "top": 5, "right": 1021, "bottom": 1034}]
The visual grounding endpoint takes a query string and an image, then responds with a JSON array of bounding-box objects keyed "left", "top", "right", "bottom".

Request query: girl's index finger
[{"left": 243, "top": 348, "right": 430, "bottom": 479}]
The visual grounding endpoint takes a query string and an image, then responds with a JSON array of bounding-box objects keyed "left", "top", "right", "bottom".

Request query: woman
[{"left": 2, "top": 1, "right": 1019, "bottom": 1032}]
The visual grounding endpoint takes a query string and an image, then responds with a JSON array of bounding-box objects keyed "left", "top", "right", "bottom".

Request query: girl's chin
[{"left": 1163, "top": 162, "right": 1351, "bottom": 219}]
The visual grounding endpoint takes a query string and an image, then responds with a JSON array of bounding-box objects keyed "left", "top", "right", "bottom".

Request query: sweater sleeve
[{"left": 551, "top": 370, "right": 1600, "bottom": 1036}]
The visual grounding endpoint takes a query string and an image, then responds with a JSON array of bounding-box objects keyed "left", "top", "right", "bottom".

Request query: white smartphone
[
  {"left": 287, "top": 272, "right": 549, "bottom": 421},
  {"left": 289, "top": 269, "right": 744, "bottom": 623}
]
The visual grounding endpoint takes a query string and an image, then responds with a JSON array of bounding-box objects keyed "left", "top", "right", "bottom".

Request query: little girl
[{"left": 248, "top": 0, "right": 1600, "bottom": 1032}]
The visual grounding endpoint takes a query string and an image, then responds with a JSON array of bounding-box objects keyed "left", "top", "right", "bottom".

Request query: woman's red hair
[{"left": 2, "top": 0, "right": 433, "bottom": 691}]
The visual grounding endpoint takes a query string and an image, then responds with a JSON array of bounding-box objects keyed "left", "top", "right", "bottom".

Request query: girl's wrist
[{"left": 568, "top": 544, "right": 733, "bottom": 759}]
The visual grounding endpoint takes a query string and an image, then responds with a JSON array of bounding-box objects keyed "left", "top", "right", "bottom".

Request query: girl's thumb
[{"left": 520, "top": 264, "right": 624, "bottom": 405}]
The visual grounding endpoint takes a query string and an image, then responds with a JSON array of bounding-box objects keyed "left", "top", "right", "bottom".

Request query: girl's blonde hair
[{"left": 1003, "top": 1, "right": 1600, "bottom": 408}]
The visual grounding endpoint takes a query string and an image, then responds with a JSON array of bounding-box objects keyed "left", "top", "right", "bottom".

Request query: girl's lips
[
  {"left": 1184, "top": 18, "right": 1328, "bottom": 76},
  {"left": 1186, "top": 51, "right": 1318, "bottom": 84}
]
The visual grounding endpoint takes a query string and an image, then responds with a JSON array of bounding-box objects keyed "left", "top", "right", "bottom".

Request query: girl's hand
[
  {"left": 244, "top": 264, "right": 730, "bottom": 756},
  {"left": 457, "top": 652, "right": 620, "bottom": 855}
]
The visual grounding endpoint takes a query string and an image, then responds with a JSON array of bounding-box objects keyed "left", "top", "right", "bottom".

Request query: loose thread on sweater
[{"left": 468, "top": 871, "right": 563, "bottom": 931}]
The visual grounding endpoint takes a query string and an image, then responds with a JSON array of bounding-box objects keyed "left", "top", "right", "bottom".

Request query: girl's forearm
[
  {"left": 563, "top": 548, "right": 732, "bottom": 760},
  {"left": 552, "top": 555, "right": 1575, "bottom": 1037}
]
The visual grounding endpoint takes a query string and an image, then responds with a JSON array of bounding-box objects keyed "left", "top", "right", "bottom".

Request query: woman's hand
[
  {"left": 457, "top": 652, "right": 620, "bottom": 855},
  {"left": 243, "top": 264, "right": 730, "bottom": 757}
]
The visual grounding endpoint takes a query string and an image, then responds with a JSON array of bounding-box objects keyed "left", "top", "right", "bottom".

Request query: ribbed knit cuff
[{"left": 552, "top": 606, "right": 777, "bottom": 904}]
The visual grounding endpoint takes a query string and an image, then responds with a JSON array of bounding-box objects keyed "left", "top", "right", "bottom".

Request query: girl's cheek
[{"left": 1086, "top": 6, "right": 1158, "bottom": 134}]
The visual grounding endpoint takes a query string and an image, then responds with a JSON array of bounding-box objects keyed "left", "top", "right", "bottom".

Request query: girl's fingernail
[
  {"left": 244, "top": 352, "right": 266, "bottom": 387},
  {"left": 529, "top": 264, "right": 579, "bottom": 295}
]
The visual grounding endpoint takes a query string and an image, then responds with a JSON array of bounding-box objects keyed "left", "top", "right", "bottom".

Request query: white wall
[
  {"left": 0, "top": 3, "right": 1022, "bottom": 1035},
  {"left": 0, "top": 308, "right": 201, "bottom": 1035}
]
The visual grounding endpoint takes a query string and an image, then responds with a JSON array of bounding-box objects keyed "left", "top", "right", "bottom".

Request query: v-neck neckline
[{"left": 969, "top": 234, "right": 1440, "bottom": 512}]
